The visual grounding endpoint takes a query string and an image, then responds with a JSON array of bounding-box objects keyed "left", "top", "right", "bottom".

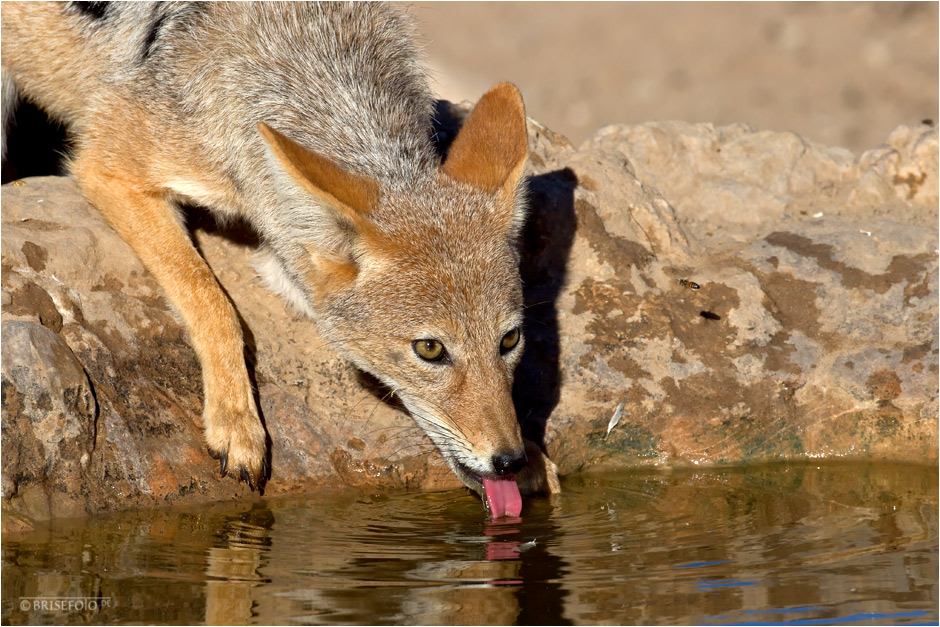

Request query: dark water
[{"left": 2, "top": 463, "right": 937, "bottom": 625}]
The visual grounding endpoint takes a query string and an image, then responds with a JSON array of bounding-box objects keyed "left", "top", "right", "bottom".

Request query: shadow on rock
[{"left": 514, "top": 168, "right": 578, "bottom": 448}]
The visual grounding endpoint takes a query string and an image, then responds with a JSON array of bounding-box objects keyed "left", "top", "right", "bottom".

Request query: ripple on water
[{"left": 2, "top": 462, "right": 937, "bottom": 625}]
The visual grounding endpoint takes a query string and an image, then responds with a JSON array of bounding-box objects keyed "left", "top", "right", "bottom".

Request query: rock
[
  {"left": 1, "top": 115, "right": 936, "bottom": 521},
  {"left": 521, "top": 121, "right": 937, "bottom": 473},
  {"left": 1, "top": 321, "right": 96, "bottom": 518}
]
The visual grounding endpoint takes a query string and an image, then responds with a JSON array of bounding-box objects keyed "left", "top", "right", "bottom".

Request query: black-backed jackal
[{"left": 1, "top": 2, "right": 560, "bottom": 517}]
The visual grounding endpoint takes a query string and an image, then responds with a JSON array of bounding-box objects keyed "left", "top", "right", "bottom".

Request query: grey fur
[
  {"left": 1, "top": 69, "right": 16, "bottom": 160},
  {"left": 5, "top": 1, "right": 443, "bottom": 311},
  {"left": 1, "top": 2, "right": 549, "bottom": 495}
]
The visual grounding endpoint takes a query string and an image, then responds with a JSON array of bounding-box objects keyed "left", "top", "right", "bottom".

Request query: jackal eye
[
  {"left": 500, "top": 328, "right": 521, "bottom": 354},
  {"left": 413, "top": 339, "right": 446, "bottom": 362}
]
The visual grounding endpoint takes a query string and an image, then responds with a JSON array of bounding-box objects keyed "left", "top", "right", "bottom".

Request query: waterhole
[{"left": 2, "top": 462, "right": 936, "bottom": 625}]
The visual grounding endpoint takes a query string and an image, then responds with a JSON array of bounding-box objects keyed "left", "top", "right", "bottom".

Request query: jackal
[{"left": 1, "top": 1, "right": 560, "bottom": 516}]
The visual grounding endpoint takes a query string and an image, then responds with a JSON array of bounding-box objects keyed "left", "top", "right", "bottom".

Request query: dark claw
[
  {"left": 219, "top": 453, "right": 228, "bottom": 478},
  {"left": 240, "top": 468, "right": 255, "bottom": 491},
  {"left": 258, "top": 459, "right": 269, "bottom": 496}
]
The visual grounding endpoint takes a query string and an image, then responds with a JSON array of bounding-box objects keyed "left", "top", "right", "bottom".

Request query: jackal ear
[
  {"left": 442, "top": 82, "right": 529, "bottom": 204},
  {"left": 258, "top": 122, "right": 378, "bottom": 228}
]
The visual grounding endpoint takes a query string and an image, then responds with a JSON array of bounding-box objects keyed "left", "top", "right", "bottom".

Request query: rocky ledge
[{"left": 2, "top": 113, "right": 937, "bottom": 522}]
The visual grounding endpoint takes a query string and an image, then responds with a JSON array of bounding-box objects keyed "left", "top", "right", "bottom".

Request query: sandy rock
[
  {"left": 1, "top": 116, "right": 936, "bottom": 521},
  {"left": 525, "top": 121, "right": 937, "bottom": 472},
  {"left": 851, "top": 124, "right": 939, "bottom": 211},
  {"left": 1, "top": 321, "right": 96, "bottom": 518}
]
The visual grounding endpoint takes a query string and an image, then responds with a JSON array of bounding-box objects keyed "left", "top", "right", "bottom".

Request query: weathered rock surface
[
  {"left": 524, "top": 121, "right": 937, "bottom": 473},
  {"left": 2, "top": 115, "right": 937, "bottom": 521}
]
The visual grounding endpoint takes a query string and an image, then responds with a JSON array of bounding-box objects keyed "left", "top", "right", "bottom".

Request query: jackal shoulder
[{"left": 3, "top": 2, "right": 438, "bottom": 190}]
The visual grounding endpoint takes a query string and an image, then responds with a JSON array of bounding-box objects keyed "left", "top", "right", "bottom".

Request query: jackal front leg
[{"left": 73, "top": 157, "right": 269, "bottom": 490}]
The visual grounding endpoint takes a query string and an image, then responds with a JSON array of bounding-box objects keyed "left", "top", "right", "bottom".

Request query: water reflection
[
  {"left": 548, "top": 464, "right": 938, "bottom": 624},
  {"left": 205, "top": 504, "right": 274, "bottom": 624},
  {"left": 1, "top": 463, "right": 936, "bottom": 625}
]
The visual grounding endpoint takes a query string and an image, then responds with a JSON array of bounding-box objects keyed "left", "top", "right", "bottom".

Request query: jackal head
[{"left": 258, "top": 84, "right": 534, "bottom": 512}]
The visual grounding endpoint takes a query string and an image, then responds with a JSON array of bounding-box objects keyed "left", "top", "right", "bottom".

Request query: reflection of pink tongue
[{"left": 482, "top": 476, "right": 522, "bottom": 518}]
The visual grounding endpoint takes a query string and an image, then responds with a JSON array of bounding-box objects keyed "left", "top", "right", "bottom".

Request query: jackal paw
[
  {"left": 204, "top": 401, "right": 269, "bottom": 493},
  {"left": 516, "top": 439, "right": 562, "bottom": 495}
]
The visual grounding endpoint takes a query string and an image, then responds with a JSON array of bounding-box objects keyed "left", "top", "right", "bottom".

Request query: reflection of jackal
[{"left": 1, "top": 2, "right": 559, "bottom": 514}]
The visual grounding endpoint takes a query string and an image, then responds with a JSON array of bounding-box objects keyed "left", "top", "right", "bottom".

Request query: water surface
[{"left": 2, "top": 462, "right": 937, "bottom": 625}]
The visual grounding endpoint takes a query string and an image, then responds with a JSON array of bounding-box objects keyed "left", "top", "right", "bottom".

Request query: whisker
[
  {"left": 410, "top": 396, "right": 472, "bottom": 444},
  {"left": 409, "top": 409, "right": 475, "bottom": 461},
  {"left": 338, "top": 389, "right": 385, "bottom": 435},
  {"left": 523, "top": 300, "right": 554, "bottom": 310}
]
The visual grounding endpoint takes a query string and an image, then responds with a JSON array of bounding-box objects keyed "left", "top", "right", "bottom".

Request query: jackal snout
[{"left": 492, "top": 451, "right": 527, "bottom": 475}]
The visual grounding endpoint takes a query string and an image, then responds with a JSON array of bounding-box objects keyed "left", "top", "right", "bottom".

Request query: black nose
[{"left": 491, "top": 451, "right": 527, "bottom": 476}]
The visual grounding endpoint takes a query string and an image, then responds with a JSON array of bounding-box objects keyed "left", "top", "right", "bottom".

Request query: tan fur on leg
[{"left": 72, "top": 152, "right": 267, "bottom": 488}]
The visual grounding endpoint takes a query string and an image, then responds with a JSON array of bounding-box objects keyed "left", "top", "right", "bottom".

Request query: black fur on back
[{"left": 69, "top": 2, "right": 110, "bottom": 21}]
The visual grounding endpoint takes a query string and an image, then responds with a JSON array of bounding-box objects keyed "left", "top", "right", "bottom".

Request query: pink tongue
[{"left": 482, "top": 476, "right": 522, "bottom": 518}]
